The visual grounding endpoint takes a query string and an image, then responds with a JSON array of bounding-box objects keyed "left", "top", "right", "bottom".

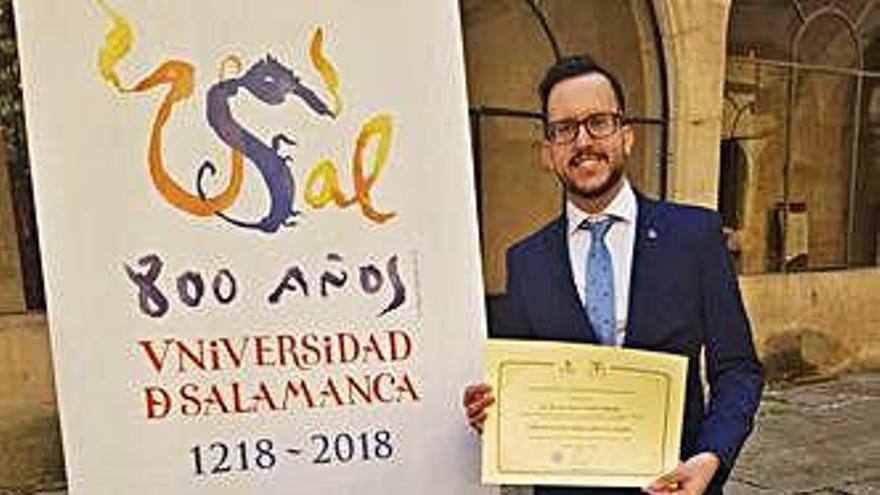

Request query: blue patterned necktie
[{"left": 582, "top": 217, "right": 617, "bottom": 345}]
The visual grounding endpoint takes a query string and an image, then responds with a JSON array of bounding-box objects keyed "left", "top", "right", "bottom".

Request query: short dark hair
[{"left": 538, "top": 55, "right": 627, "bottom": 120}]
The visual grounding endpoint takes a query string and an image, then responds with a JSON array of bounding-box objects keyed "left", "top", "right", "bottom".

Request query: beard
[{"left": 564, "top": 156, "right": 625, "bottom": 200}]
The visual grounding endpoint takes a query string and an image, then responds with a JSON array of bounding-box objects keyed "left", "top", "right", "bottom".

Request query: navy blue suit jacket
[{"left": 492, "top": 196, "right": 764, "bottom": 495}]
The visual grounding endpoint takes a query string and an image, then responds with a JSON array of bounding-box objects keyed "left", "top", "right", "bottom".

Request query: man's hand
[
  {"left": 642, "top": 452, "right": 720, "bottom": 495},
  {"left": 463, "top": 383, "right": 494, "bottom": 433}
]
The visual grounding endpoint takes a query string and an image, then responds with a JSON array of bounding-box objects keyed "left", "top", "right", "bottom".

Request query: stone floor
[{"left": 725, "top": 372, "right": 880, "bottom": 494}]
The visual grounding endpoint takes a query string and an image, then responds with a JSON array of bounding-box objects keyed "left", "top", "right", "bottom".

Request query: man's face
[{"left": 543, "top": 73, "right": 633, "bottom": 202}]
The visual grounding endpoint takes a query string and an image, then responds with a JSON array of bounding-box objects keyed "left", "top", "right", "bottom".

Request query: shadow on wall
[{"left": 761, "top": 328, "right": 853, "bottom": 384}]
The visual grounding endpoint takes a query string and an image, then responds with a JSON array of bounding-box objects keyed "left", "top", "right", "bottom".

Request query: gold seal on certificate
[{"left": 481, "top": 339, "right": 688, "bottom": 488}]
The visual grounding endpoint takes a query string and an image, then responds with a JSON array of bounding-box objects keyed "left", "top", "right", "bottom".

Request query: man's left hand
[{"left": 642, "top": 452, "right": 720, "bottom": 495}]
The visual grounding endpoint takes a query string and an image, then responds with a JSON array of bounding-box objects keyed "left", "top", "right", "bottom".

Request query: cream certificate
[{"left": 482, "top": 339, "right": 687, "bottom": 488}]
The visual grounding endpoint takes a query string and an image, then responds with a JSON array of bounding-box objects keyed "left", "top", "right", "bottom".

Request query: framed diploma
[{"left": 482, "top": 339, "right": 687, "bottom": 488}]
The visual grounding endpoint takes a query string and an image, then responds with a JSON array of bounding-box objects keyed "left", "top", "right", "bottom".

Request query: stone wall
[
  {"left": 0, "top": 314, "right": 65, "bottom": 492},
  {"left": 742, "top": 268, "right": 880, "bottom": 379},
  {"left": 0, "top": 131, "right": 25, "bottom": 314}
]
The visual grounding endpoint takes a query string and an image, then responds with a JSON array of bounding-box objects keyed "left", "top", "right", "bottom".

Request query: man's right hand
[{"left": 463, "top": 383, "right": 495, "bottom": 433}]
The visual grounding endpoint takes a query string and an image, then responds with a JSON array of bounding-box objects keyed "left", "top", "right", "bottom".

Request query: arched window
[
  {"left": 726, "top": 0, "right": 880, "bottom": 273},
  {"left": 461, "top": 0, "right": 669, "bottom": 294}
]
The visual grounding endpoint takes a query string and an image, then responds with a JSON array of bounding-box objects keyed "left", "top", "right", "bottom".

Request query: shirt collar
[{"left": 566, "top": 179, "right": 637, "bottom": 236}]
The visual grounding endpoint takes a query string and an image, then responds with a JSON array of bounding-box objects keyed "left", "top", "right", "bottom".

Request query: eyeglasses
[{"left": 545, "top": 112, "right": 624, "bottom": 145}]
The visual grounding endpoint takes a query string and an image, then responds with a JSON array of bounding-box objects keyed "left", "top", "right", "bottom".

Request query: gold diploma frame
[{"left": 482, "top": 339, "right": 688, "bottom": 488}]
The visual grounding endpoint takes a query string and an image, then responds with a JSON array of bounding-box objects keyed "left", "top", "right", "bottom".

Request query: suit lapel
[
  {"left": 624, "top": 195, "right": 661, "bottom": 347},
  {"left": 546, "top": 214, "right": 598, "bottom": 343}
]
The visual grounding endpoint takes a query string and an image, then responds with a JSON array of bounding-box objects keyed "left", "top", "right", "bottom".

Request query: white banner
[{"left": 13, "top": 1, "right": 492, "bottom": 494}]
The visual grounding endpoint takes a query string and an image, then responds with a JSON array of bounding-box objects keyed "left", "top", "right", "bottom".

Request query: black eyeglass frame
[{"left": 543, "top": 112, "right": 629, "bottom": 144}]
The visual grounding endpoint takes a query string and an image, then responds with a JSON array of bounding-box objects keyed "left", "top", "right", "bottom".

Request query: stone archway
[{"left": 651, "top": 0, "right": 732, "bottom": 206}]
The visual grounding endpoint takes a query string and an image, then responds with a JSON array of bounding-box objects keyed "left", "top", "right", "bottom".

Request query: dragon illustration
[{"left": 199, "top": 53, "right": 335, "bottom": 232}]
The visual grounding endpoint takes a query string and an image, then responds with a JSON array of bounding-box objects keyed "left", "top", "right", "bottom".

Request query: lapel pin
[{"left": 647, "top": 228, "right": 658, "bottom": 240}]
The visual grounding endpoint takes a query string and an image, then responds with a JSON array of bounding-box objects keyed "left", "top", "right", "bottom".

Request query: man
[{"left": 463, "top": 55, "right": 763, "bottom": 495}]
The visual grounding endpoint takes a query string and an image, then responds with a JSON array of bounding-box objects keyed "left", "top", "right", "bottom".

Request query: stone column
[{"left": 653, "top": 0, "right": 731, "bottom": 208}]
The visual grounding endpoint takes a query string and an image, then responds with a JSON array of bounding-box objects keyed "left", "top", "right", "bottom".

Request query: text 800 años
[{"left": 123, "top": 251, "right": 409, "bottom": 318}]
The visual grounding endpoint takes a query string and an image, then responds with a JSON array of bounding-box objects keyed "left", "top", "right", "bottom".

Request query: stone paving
[{"left": 725, "top": 372, "right": 880, "bottom": 494}]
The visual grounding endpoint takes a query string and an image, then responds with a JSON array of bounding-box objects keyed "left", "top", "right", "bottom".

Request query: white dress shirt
[{"left": 566, "top": 180, "right": 638, "bottom": 346}]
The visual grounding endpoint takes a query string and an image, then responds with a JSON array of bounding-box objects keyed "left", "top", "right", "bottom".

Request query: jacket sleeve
[{"left": 696, "top": 213, "right": 764, "bottom": 478}]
